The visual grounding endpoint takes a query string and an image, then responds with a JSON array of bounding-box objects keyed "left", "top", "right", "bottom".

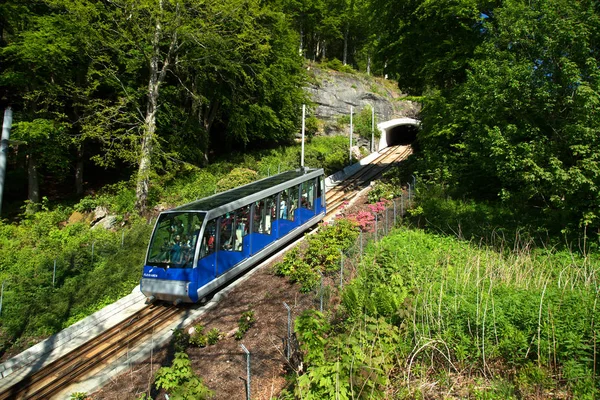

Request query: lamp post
[
  {"left": 0, "top": 107, "right": 14, "bottom": 216},
  {"left": 371, "top": 105, "right": 375, "bottom": 152},
  {"left": 301, "top": 104, "right": 306, "bottom": 169},
  {"left": 349, "top": 106, "right": 353, "bottom": 164}
]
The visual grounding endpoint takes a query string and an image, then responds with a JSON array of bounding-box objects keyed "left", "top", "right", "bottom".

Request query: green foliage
[
  {"left": 294, "top": 310, "right": 401, "bottom": 399},
  {"left": 206, "top": 328, "right": 220, "bottom": 345},
  {"left": 367, "top": 180, "right": 403, "bottom": 203},
  {"left": 325, "top": 58, "right": 355, "bottom": 74},
  {"left": 170, "top": 328, "right": 190, "bottom": 353},
  {"left": 235, "top": 310, "right": 256, "bottom": 340},
  {"left": 371, "top": 0, "right": 483, "bottom": 94},
  {"left": 395, "top": 0, "right": 600, "bottom": 233},
  {"left": 0, "top": 209, "right": 151, "bottom": 356},
  {"left": 154, "top": 352, "right": 214, "bottom": 399},
  {"left": 189, "top": 325, "right": 207, "bottom": 348},
  {"left": 275, "top": 220, "right": 359, "bottom": 291},
  {"left": 189, "top": 325, "right": 220, "bottom": 347},
  {"left": 216, "top": 168, "right": 258, "bottom": 192},
  {"left": 296, "top": 223, "right": 600, "bottom": 397},
  {"left": 302, "top": 136, "right": 350, "bottom": 175},
  {"left": 304, "top": 116, "right": 320, "bottom": 140},
  {"left": 351, "top": 105, "right": 378, "bottom": 141},
  {"left": 69, "top": 392, "right": 89, "bottom": 400}
]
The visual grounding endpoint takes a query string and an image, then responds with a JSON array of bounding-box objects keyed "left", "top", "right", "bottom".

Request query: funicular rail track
[
  {"left": 0, "top": 305, "right": 180, "bottom": 399},
  {"left": 326, "top": 145, "right": 412, "bottom": 213},
  {"left": 0, "top": 145, "right": 410, "bottom": 399}
]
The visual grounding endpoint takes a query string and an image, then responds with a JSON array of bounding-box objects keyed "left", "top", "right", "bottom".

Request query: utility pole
[
  {"left": 301, "top": 104, "right": 306, "bottom": 169},
  {"left": 0, "top": 108, "right": 13, "bottom": 217},
  {"left": 371, "top": 105, "right": 375, "bottom": 153},
  {"left": 349, "top": 106, "right": 353, "bottom": 164}
]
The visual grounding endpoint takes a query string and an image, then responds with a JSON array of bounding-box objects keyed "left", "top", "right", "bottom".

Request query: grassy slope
[{"left": 290, "top": 206, "right": 599, "bottom": 399}]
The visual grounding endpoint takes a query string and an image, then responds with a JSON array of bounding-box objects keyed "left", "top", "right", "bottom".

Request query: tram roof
[{"left": 172, "top": 168, "right": 323, "bottom": 213}]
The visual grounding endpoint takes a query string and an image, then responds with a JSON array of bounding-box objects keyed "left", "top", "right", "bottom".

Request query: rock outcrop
[{"left": 306, "top": 67, "right": 419, "bottom": 123}]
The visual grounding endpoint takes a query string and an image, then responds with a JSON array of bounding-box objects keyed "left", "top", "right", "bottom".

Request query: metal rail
[{"left": 0, "top": 305, "right": 179, "bottom": 399}]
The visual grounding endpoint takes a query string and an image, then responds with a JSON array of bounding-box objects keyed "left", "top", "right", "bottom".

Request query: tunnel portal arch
[{"left": 377, "top": 118, "right": 420, "bottom": 151}]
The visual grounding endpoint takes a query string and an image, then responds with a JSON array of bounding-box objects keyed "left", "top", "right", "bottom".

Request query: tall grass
[{"left": 296, "top": 228, "right": 600, "bottom": 398}]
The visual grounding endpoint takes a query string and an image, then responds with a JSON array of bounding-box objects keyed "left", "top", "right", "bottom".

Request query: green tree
[
  {"left": 0, "top": 0, "right": 92, "bottom": 203},
  {"left": 417, "top": 0, "right": 600, "bottom": 230},
  {"left": 371, "top": 0, "right": 495, "bottom": 94}
]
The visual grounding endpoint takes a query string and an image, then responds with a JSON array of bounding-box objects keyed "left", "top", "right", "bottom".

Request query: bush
[
  {"left": 274, "top": 219, "right": 359, "bottom": 291},
  {"left": 189, "top": 325, "right": 207, "bottom": 347},
  {"left": 304, "top": 116, "right": 320, "bottom": 140},
  {"left": 235, "top": 310, "right": 256, "bottom": 340},
  {"left": 325, "top": 58, "right": 355, "bottom": 74},
  {"left": 217, "top": 168, "right": 258, "bottom": 192},
  {"left": 155, "top": 352, "right": 213, "bottom": 399},
  {"left": 352, "top": 105, "right": 379, "bottom": 142},
  {"left": 170, "top": 328, "right": 190, "bottom": 352},
  {"left": 207, "top": 328, "right": 221, "bottom": 345}
]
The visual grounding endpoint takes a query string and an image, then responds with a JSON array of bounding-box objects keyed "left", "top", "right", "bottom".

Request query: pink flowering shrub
[
  {"left": 345, "top": 200, "right": 390, "bottom": 232},
  {"left": 347, "top": 211, "right": 375, "bottom": 232}
]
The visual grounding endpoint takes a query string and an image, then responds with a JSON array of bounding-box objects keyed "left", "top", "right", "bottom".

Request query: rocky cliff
[{"left": 305, "top": 67, "right": 419, "bottom": 124}]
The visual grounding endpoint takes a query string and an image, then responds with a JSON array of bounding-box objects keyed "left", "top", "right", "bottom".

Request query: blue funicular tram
[{"left": 141, "top": 167, "right": 326, "bottom": 304}]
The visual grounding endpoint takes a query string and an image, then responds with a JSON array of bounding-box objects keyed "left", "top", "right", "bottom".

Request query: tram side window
[
  {"left": 301, "top": 180, "right": 315, "bottom": 210},
  {"left": 221, "top": 205, "right": 250, "bottom": 252},
  {"left": 280, "top": 187, "right": 298, "bottom": 221},
  {"left": 265, "top": 194, "right": 277, "bottom": 231},
  {"left": 280, "top": 189, "right": 289, "bottom": 220},
  {"left": 200, "top": 219, "right": 217, "bottom": 258},
  {"left": 252, "top": 197, "right": 274, "bottom": 235},
  {"left": 288, "top": 184, "right": 300, "bottom": 221}
]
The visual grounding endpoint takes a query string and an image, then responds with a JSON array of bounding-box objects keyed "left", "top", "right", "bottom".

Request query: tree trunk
[
  {"left": 134, "top": 0, "right": 177, "bottom": 213},
  {"left": 75, "top": 143, "right": 84, "bottom": 195},
  {"left": 299, "top": 26, "right": 303, "bottom": 56},
  {"left": 135, "top": 55, "right": 159, "bottom": 214},
  {"left": 135, "top": 105, "right": 155, "bottom": 213},
  {"left": 343, "top": 26, "right": 348, "bottom": 65},
  {"left": 367, "top": 52, "right": 371, "bottom": 75},
  {"left": 27, "top": 152, "right": 40, "bottom": 204}
]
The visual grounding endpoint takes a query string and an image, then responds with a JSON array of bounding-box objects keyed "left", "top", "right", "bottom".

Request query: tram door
[{"left": 197, "top": 219, "right": 218, "bottom": 288}]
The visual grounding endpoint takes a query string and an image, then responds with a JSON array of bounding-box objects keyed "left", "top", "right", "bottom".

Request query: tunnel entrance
[
  {"left": 386, "top": 124, "right": 418, "bottom": 145},
  {"left": 376, "top": 118, "right": 420, "bottom": 151}
]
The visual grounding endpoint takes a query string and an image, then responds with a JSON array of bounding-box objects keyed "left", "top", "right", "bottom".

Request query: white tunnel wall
[{"left": 376, "top": 118, "right": 420, "bottom": 151}]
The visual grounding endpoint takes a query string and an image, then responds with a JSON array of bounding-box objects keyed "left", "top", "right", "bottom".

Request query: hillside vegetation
[{"left": 286, "top": 225, "right": 599, "bottom": 399}]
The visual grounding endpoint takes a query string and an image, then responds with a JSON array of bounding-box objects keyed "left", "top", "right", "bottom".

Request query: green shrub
[
  {"left": 154, "top": 352, "right": 213, "bottom": 399},
  {"left": 235, "top": 310, "right": 256, "bottom": 340},
  {"left": 367, "top": 180, "right": 404, "bottom": 203},
  {"left": 74, "top": 197, "right": 98, "bottom": 213},
  {"left": 274, "top": 220, "right": 359, "bottom": 292},
  {"left": 190, "top": 325, "right": 207, "bottom": 347},
  {"left": 305, "top": 116, "right": 320, "bottom": 140},
  {"left": 294, "top": 310, "right": 401, "bottom": 398},
  {"left": 170, "top": 328, "right": 190, "bottom": 352},
  {"left": 325, "top": 58, "right": 344, "bottom": 71},
  {"left": 352, "top": 105, "right": 379, "bottom": 141},
  {"left": 207, "top": 328, "right": 220, "bottom": 345},
  {"left": 216, "top": 167, "right": 258, "bottom": 192}
]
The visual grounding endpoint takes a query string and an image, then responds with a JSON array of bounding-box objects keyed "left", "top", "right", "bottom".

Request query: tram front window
[{"left": 147, "top": 212, "right": 205, "bottom": 268}]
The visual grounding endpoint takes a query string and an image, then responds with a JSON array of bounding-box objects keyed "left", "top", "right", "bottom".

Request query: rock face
[{"left": 305, "top": 68, "right": 420, "bottom": 123}]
